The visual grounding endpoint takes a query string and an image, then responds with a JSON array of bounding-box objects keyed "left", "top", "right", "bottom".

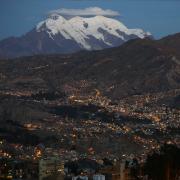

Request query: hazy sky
[{"left": 0, "top": 0, "right": 180, "bottom": 40}]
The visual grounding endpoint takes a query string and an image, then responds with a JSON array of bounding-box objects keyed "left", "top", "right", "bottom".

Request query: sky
[{"left": 0, "top": 0, "right": 180, "bottom": 40}]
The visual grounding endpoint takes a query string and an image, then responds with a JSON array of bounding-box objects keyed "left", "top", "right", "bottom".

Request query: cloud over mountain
[{"left": 49, "top": 7, "right": 120, "bottom": 17}]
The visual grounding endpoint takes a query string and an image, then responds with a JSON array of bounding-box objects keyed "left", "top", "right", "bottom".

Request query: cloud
[{"left": 49, "top": 7, "right": 120, "bottom": 17}]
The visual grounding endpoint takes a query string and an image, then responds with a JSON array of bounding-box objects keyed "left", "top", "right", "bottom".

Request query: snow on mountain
[
  {"left": 0, "top": 14, "right": 151, "bottom": 59},
  {"left": 36, "top": 14, "right": 151, "bottom": 50}
]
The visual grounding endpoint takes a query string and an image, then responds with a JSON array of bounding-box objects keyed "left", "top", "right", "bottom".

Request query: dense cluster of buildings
[
  {"left": 0, "top": 89, "right": 179, "bottom": 180},
  {"left": 0, "top": 154, "right": 144, "bottom": 180}
]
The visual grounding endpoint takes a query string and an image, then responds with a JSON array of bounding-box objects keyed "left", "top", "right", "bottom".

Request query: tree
[{"left": 144, "top": 144, "right": 180, "bottom": 180}]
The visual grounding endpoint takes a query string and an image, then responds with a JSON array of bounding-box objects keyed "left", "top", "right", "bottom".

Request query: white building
[
  {"left": 72, "top": 175, "right": 88, "bottom": 180},
  {"left": 93, "top": 174, "right": 105, "bottom": 180}
]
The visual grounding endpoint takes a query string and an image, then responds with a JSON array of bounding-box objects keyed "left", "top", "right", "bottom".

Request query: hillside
[{"left": 0, "top": 33, "right": 179, "bottom": 99}]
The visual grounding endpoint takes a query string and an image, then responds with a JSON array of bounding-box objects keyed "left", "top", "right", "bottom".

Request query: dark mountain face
[
  {"left": 0, "top": 33, "right": 180, "bottom": 99},
  {"left": 158, "top": 33, "right": 180, "bottom": 54},
  {"left": 0, "top": 29, "right": 82, "bottom": 59}
]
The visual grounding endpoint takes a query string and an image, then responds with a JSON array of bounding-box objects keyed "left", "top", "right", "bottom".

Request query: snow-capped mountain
[
  {"left": 0, "top": 14, "right": 151, "bottom": 59},
  {"left": 37, "top": 14, "right": 151, "bottom": 50}
]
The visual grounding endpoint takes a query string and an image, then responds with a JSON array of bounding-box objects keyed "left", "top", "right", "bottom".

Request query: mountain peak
[
  {"left": 36, "top": 15, "right": 151, "bottom": 49},
  {"left": 48, "top": 13, "right": 62, "bottom": 20}
]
